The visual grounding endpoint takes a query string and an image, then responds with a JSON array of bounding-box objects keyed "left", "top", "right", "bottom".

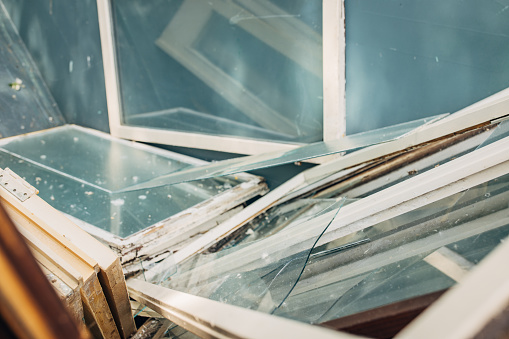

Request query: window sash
[{"left": 96, "top": 0, "right": 345, "bottom": 155}]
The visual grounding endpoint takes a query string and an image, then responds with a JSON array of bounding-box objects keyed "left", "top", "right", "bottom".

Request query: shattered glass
[
  {"left": 154, "top": 198, "right": 351, "bottom": 313},
  {"left": 142, "top": 130, "right": 509, "bottom": 325},
  {"left": 273, "top": 137, "right": 509, "bottom": 323}
]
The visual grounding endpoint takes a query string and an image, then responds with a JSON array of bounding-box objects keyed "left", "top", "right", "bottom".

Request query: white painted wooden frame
[
  {"left": 96, "top": 0, "right": 344, "bottom": 154},
  {"left": 162, "top": 88, "right": 509, "bottom": 266},
  {"left": 132, "top": 131, "right": 509, "bottom": 339},
  {"left": 127, "top": 279, "right": 361, "bottom": 339},
  {"left": 128, "top": 225, "right": 509, "bottom": 339},
  {"left": 160, "top": 138, "right": 509, "bottom": 284}
]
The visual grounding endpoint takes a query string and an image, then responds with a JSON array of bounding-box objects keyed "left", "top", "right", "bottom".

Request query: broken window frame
[
  {"left": 96, "top": 0, "right": 344, "bottom": 155},
  {"left": 127, "top": 231, "right": 509, "bottom": 339},
  {"left": 129, "top": 116, "right": 509, "bottom": 339},
  {"left": 157, "top": 89, "right": 509, "bottom": 266},
  {"left": 0, "top": 125, "right": 268, "bottom": 274},
  {"left": 147, "top": 132, "right": 509, "bottom": 288}
]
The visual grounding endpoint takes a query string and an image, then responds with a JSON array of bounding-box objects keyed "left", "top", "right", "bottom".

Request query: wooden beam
[
  {"left": 321, "top": 290, "right": 446, "bottom": 339},
  {"left": 0, "top": 169, "right": 122, "bottom": 339},
  {"left": 0, "top": 201, "right": 89, "bottom": 339}
]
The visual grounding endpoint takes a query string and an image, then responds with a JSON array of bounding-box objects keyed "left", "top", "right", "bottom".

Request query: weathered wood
[
  {"left": 41, "top": 261, "right": 85, "bottom": 324},
  {"left": 0, "top": 201, "right": 89, "bottom": 339},
  {"left": 0, "top": 170, "right": 122, "bottom": 339}
]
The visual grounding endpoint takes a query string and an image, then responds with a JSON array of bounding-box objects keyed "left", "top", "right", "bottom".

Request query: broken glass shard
[{"left": 121, "top": 114, "right": 447, "bottom": 191}]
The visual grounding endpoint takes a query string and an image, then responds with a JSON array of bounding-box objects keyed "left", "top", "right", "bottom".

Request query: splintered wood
[{"left": 0, "top": 168, "right": 136, "bottom": 339}]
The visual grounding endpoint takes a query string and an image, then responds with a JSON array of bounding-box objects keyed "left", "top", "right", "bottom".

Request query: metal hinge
[{"left": 0, "top": 168, "right": 38, "bottom": 202}]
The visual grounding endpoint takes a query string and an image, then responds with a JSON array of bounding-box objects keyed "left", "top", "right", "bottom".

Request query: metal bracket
[{"left": 0, "top": 168, "right": 38, "bottom": 202}]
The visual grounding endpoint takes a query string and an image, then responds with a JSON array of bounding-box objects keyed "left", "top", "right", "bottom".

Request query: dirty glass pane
[
  {"left": 2, "top": 0, "right": 109, "bottom": 132},
  {"left": 113, "top": 0, "right": 323, "bottom": 143},
  {"left": 0, "top": 125, "right": 241, "bottom": 238},
  {"left": 0, "top": 4, "right": 64, "bottom": 138},
  {"left": 273, "top": 170, "right": 509, "bottom": 323},
  {"left": 154, "top": 199, "right": 350, "bottom": 314},
  {"left": 345, "top": 0, "right": 509, "bottom": 134},
  {"left": 121, "top": 114, "right": 444, "bottom": 191}
]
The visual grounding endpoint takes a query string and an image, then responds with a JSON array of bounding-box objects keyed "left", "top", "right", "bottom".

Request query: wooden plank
[
  {"left": 0, "top": 201, "right": 88, "bottom": 339},
  {"left": 0, "top": 172, "right": 122, "bottom": 339},
  {"left": 23, "top": 196, "right": 136, "bottom": 339},
  {"left": 40, "top": 265, "right": 85, "bottom": 324},
  {"left": 0, "top": 167, "right": 135, "bottom": 338},
  {"left": 321, "top": 290, "right": 446, "bottom": 339}
]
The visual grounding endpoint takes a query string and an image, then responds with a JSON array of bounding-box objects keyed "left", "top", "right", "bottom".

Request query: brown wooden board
[
  {"left": 320, "top": 290, "right": 446, "bottom": 339},
  {"left": 0, "top": 201, "right": 88, "bottom": 339}
]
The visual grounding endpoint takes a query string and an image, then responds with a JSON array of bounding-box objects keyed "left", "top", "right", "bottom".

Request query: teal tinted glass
[
  {"left": 345, "top": 0, "right": 509, "bottom": 134},
  {"left": 113, "top": 0, "right": 323, "bottom": 143}
]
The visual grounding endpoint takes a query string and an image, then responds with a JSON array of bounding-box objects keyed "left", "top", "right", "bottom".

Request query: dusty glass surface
[
  {"left": 0, "top": 125, "right": 240, "bottom": 238},
  {"left": 158, "top": 199, "right": 349, "bottom": 313},
  {"left": 122, "top": 114, "right": 444, "bottom": 191},
  {"left": 113, "top": 0, "right": 323, "bottom": 143},
  {"left": 0, "top": 4, "right": 64, "bottom": 137},
  {"left": 2, "top": 0, "right": 109, "bottom": 132},
  {"left": 345, "top": 0, "right": 509, "bottom": 134}
]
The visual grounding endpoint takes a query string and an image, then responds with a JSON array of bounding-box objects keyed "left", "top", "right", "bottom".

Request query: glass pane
[
  {"left": 0, "top": 4, "right": 64, "bottom": 137},
  {"left": 0, "top": 126, "right": 241, "bottom": 238},
  {"left": 2, "top": 0, "right": 109, "bottom": 132},
  {"left": 156, "top": 198, "right": 349, "bottom": 314},
  {"left": 345, "top": 0, "right": 509, "bottom": 134},
  {"left": 113, "top": 0, "right": 323, "bottom": 143},
  {"left": 274, "top": 170, "right": 509, "bottom": 323},
  {"left": 120, "top": 114, "right": 444, "bottom": 191}
]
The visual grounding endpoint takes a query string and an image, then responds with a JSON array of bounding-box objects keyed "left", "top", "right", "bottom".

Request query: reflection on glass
[
  {"left": 3, "top": 0, "right": 108, "bottom": 132},
  {"left": 120, "top": 114, "right": 445, "bottom": 191},
  {"left": 158, "top": 199, "right": 348, "bottom": 313},
  {"left": 113, "top": 0, "right": 323, "bottom": 143},
  {"left": 0, "top": 5, "right": 64, "bottom": 137},
  {"left": 0, "top": 125, "right": 240, "bottom": 238},
  {"left": 274, "top": 171, "right": 509, "bottom": 323},
  {"left": 346, "top": 0, "right": 509, "bottom": 134}
]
